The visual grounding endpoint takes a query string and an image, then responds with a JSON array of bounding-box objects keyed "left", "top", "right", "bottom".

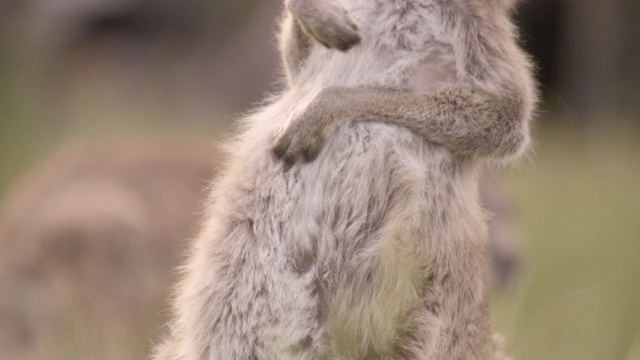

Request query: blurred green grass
[{"left": 493, "top": 124, "right": 640, "bottom": 360}]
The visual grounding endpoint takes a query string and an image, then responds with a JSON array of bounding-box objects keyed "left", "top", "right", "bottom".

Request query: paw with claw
[
  {"left": 287, "top": 0, "right": 361, "bottom": 51},
  {"left": 271, "top": 91, "right": 338, "bottom": 165}
]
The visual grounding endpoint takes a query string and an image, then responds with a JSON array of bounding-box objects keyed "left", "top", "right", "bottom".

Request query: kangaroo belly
[
  {"left": 283, "top": 121, "right": 479, "bottom": 357},
  {"left": 214, "top": 114, "right": 484, "bottom": 358}
]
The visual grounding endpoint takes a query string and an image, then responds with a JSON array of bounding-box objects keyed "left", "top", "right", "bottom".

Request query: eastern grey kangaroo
[{"left": 154, "top": 0, "right": 536, "bottom": 358}]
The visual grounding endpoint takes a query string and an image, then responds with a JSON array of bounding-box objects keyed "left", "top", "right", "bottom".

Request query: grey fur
[{"left": 154, "top": 0, "right": 536, "bottom": 359}]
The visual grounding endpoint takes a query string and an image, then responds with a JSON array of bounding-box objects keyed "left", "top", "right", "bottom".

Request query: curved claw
[
  {"left": 272, "top": 134, "right": 294, "bottom": 164},
  {"left": 302, "top": 146, "right": 320, "bottom": 163},
  {"left": 272, "top": 129, "right": 302, "bottom": 166}
]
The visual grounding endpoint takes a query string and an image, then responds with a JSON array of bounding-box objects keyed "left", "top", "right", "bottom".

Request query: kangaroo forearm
[
  {"left": 321, "top": 86, "right": 529, "bottom": 159},
  {"left": 280, "top": 12, "right": 312, "bottom": 84},
  {"left": 272, "top": 2, "right": 534, "bottom": 163},
  {"left": 441, "top": 5, "right": 536, "bottom": 158}
]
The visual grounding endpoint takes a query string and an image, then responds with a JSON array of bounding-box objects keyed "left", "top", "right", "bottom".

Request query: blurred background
[{"left": 0, "top": 1, "right": 639, "bottom": 359}]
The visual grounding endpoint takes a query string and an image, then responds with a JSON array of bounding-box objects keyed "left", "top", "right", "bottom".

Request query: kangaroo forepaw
[{"left": 271, "top": 113, "right": 327, "bottom": 165}]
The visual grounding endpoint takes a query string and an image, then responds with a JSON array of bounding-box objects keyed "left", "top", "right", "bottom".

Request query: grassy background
[{"left": 492, "top": 124, "right": 640, "bottom": 360}]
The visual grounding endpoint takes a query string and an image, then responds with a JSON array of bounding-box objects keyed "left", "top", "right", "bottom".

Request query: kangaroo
[
  {"left": 153, "top": 0, "right": 536, "bottom": 359},
  {"left": 0, "top": 141, "right": 214, "bottom": 359}
]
